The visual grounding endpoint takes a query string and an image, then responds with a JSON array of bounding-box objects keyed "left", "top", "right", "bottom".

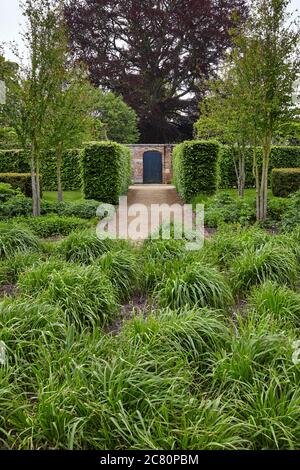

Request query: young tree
[
  {"left": 2, "top": 0, "right": 67, "bottom": 216},
  {"left": 64, "top": 0, "right": 248, "bottom": 143},
  {"left": 195, "top": 70, "right": 255, "bottom": 197},
  {"left": 93, "top": 90, "right": 139, "bottom": 144},
  {"left": 233, "top": 0, "right": 300, "bottom": 220},
  {"left": 46, "top": 67, "right": 98, "bottom": 202}
]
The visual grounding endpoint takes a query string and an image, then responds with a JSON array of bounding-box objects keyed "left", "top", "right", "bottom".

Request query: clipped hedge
[
  {"left": 0, "top": 173, "right": 33, "bottom": 197},
  {"left": 272, "top": 168, "right": 300, "bottom": 197},
  {"left": 219, "top": 146, "right": 300, "bottom": 189},
  {"left": 40, "top": 149, "right": 82, "bottom": 190},
  {"left": 0, "top": 148, "right": 81, "bottom": 190},
  {"left": 0, "top": 149, "right": 29, "bottom": 173},
  {"left": 173, "top": 140, "right": 219, "bottom": 201},
  {"left": 81, "top": 141, "right": 132, "bottom": 204}
]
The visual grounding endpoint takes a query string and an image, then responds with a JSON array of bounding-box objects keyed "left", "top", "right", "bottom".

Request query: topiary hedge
[
  {"left": 272, "top": 168, "right": 300, "bottom": 197},
  {"left": 219, "top": 146, "right": 300, "bottom": 189},
  {"left": 0, "top": 173, "right": 34, "bottom": 197},
  {"left": 173, "top": 140, "right": 219, "bottom": 201},
  {"left": 81, "top": 141, "right": 132, "bottom": 204}
]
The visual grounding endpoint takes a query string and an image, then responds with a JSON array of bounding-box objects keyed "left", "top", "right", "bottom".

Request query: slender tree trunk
[
  {"left": 254, "top": 132, "right": 272, "bottom": 221},
  {"left": 56, "top": 143, "right": 63, "bottom": 202},
  {"left": 252, "top": 141, "right": 260, "bottom": 221},
  {"left": 30, "top": 139, "right": 41, "bottom": 217},
  {"left": 35, "top": 156, "right": 41, "bottom": 216},
  {"left": 238, "top": 147, "right": 245, "bottom": 198},
  {"left": 259, "top": 134, "right": 272, "bottom": 221}
]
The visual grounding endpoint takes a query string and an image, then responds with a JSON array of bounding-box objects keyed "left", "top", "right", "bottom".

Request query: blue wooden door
[{"left": 143, "top": 151, "right": 162, "bottom": 184}]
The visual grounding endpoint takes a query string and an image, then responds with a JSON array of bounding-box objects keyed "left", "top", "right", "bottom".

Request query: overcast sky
[{"left": 1, "top": 0, "right": 300, "bottom": 61}]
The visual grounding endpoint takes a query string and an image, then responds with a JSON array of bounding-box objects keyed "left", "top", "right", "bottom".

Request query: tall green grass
[
  {"left": 157, "top": 263, "right": 233, "bottom": 310},
  {"left": 95, "top": 249, "right": 139, "bottom": 301},
  {"left": 19, "top": 262, "right": 118, "bottom": 328},
  {"left": 248, "top": 281, "right": 300, "bottom": 326},
  {"left": 230, "top": 243, "right": 298, "bottom": 294},
  {"left": 0, "top": 224, "right": 39, "bottom": 259},
  {"left": 60, "top": 229, "right": 112, "bottom": 264}
]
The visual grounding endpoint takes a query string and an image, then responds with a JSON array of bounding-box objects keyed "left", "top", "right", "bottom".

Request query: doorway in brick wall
[{"left": 143, "top": 151, "right": 163, "bottom": 184}]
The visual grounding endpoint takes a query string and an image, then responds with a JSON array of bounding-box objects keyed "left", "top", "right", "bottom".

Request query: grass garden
[
  {"left": 1, "top": 178, "right": 300, "bottom": 449},
  {"left": 0, "top": 0, "right": 300, "bottom": 454}
]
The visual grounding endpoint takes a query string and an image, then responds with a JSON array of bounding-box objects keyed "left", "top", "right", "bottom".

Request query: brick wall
[{"left": 127, "top": 144, "right": 174, "bottom": 184}]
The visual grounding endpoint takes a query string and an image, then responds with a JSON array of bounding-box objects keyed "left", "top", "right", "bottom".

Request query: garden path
[{"left": 106, "top": 184, "right": 185, "bottom": 241}]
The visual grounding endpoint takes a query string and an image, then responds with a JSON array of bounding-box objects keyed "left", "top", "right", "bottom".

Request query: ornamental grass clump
[
  {"left": 18, "top": 259, "right": 70, "bottom": 294},
  {"left": 95, "top": 249, "right": 139, "bottom": 301},
  {"left": 248, "top": 281, "right": 300, "bottom": 326},
  {"left": 60, "top": 229, "right": 112, "bottom": 264},
  {"left": 157, "top": 263, "right": 233, "bottom": 310},
  {"left": 0, "top": 251, "right": 41, "bottom": 287},
  {"left": 0, "top": 297, "right": 67, "bottom": 364},
  {"left": 122, "top": 307, "right": 230, "bottom": 365},
  {"left": 0, "top": 224, "right": 40, "bottom": 259},
  {"left": 230, "top": 243, "right": 298, "bottom": 295},
  {"left": 42, "top": 264, "right": 118, "bottom": 328},
  {"left": 209, "top": 225, "right": 270, "bottom": 268}
]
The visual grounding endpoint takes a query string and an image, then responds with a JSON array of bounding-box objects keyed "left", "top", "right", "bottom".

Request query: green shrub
[
  {"left": 0, "top": 148, "right": 81, "bottom": 190},
  {"left": 0, "top": 182, "right": 20, "bottom": 203},
  {"left": 230, "top": 244, "right": 298, "bottom": 294},
  {"left": 0, "top": 251, "right": 41, "bottom": 287},
  {"left": 173, "top": 140, "right": 220, "bottom": 201},
  {"left": 54, "top": 199, "right": 100, "bottom": 219},
  {"left": 272, "top": 168, "right": 300, "bottom": 197},
  {"left": 0, "top": 173, "right": 34, "bottom": 197},
  {"left": 0, "top": 224, "right": 39, "bottom": 259},
  {"left": 13, "top": 215, "right": 88, "bottom": 238},
  {"left": 81, "top": 141, "right": 132, "bottom": 204},
  {"left": 0, "top": 196, "right": 53, "bottom": 219},
  {"left": 248, "top": 281, "right": 300, "bottom": 326},
  {"left": 280, "top": 190, "right": 300, "bottom": 230},
  {"left": 218, "top": 146, "right": 257, "bottom": 189},
  {"left": 42, "top": 264, "right": 118, "bottom": 328},
  {"left": 204, "top": 193, "right": 255, "bottom": 227},
  {"left": 95, "top": 249, "right": 138, "bottom": 301},
  {"left": 267, "top": 197, "right": 291, "bottom": 222},
  {"left": 157, "top": 263, "right": 233, "bottom": 310},
  {"left": 60, "top": 229, "right": 112, "bottom": 263}
]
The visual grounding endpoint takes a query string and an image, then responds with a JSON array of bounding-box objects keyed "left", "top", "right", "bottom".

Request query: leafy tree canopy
[
  {"left": 93, "top": 90, "right": 139, "bottom": 144},
  {"left": 64, "top": 0, "right": 248, "bottom": 143}
]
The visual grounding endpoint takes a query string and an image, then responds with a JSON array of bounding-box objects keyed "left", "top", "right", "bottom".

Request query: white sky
[{"left": 0, "top": 0, "right": 300, "bottom": 61}]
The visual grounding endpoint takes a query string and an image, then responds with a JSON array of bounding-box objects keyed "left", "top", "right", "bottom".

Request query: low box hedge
[
  {"left": 173, "top": 140, "right": 220, "bottom": 201},
  {"left": 272, "top": 168, "right": 300, "bottom": 197},
  {"left": 81, "top": 141, "right": 132, "bottom": 204}
]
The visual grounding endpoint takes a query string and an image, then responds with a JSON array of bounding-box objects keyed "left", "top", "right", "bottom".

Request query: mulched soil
[
  {"left": 104, "top": 294, "right": 156, "bottom": 336},
  {"left": 0, "top": 284, "right": 19, "bottom": 298}
]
